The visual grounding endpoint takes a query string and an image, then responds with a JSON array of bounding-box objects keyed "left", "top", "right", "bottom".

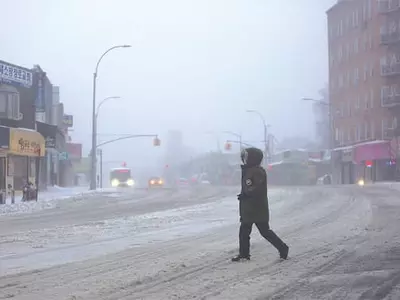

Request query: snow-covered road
[{"left": 0, "top": 185, "right": 399, "bottom": 299}]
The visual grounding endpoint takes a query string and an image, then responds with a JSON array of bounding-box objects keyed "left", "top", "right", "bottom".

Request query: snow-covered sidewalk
[{"left": 0, "top": 185, "right": 115, "bottom": 215}]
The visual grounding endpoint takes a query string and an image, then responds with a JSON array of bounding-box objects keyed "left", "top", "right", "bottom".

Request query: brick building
[{"left": 327, "top": 0, "right": 400, "bottom": 183}]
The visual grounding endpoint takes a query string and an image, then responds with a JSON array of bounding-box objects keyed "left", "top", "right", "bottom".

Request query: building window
[
  {"left": 354, "top": 37, "right": 359, "bottom": 54},
  {"left": 338, "top": 45, "right": 343, "bottom": 62},
  {"left": 369, "top": 35, "right": 373, "bottom": 49},
  {"left": 364, "top": 93, "right": 369, "bottom": 109},
  {"left": 364, "top": 122, "right": 369, "bottom": 140},
  {"left": 370, "top": 62, "right": 374, "bottom": 77},
  {"left": 353, "top": 68, "right": 359, "bottom": 85},
  {"left": 339, "top": 74, "right": 344, "bottom": 88},
  {"left": 367, "top": 0, "right": 372, "bottom": 19},
  {"left": 370, "top": 89, "right": 374, "bottom": 108},
  {"left": 382, "top": 118, "right": 388, "bottom": 138},
  {"left": 371, "top": 121, "right": 375, "bottom": 139},
  {"left": 355, "top": 95, "right": 360, "bottom": 110},
  {"left": 345, "top": 71, "right": 350, "bottom": 87},
  {"left": 345, "top": 43, "right": 350, "bottom": 59},
  {"left": 0, "top": 85, "right": 20, "bottom": 120},
  {"left": 347, "top": 101, "right": 352, "bottom": 117},
  {"left": 364, "top": 64, "right": 368, "bottom": 81}
]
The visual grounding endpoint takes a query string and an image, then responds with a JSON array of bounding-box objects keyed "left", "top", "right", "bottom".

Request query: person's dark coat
[{"left": 238, "top": 147, "right": 270, "bottom": 223}]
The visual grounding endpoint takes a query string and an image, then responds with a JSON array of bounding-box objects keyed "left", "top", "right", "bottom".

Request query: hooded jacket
[{"left": 238, "top": 147, "right": 270, "bottom": 223}]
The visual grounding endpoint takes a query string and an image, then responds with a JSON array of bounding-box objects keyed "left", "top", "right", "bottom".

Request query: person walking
[{"left": 232, "top": 147, "right": 289, "bottom": 262}]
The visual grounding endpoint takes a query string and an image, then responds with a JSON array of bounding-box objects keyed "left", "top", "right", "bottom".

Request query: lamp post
[
  {"left": 90, "top": 45, "right": 131, "bottom": 190},
  {"left": 246, "top": 109, "right": 270, "bottom": 164}
]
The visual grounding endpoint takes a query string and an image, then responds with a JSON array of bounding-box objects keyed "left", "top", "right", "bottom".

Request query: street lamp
[
  {"left": 90, "top": 44, "right": 131, "bottom": 190},
  {"left": 246, "top": 109, "right": 270, "bottom": 163},
  {"left": 223, "top": 131, "right": 242, "bottom": 149}
]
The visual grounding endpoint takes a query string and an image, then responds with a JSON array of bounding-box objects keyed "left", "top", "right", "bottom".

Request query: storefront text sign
[
  {"left": 0, "top": 61, "right": 33, "bottom": 88},
  {"left": 9, "top": 128, "right": 45, "bottom": 157},
  {"left": 341, "top": 148, "right": 353, "bottom": 162}
]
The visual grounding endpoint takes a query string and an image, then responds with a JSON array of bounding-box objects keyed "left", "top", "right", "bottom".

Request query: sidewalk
[
  {"left": 0, "top": 186, "right": 113, "bottom": 216},
  {"left": 4, "top": 185, "right": 92, "bottom": 205}
]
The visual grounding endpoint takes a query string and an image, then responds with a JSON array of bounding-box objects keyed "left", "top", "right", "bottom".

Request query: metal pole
[
  {"left": 90, "top": 72, "right": 97, "bottom": 190},
  {"left": 89, "top": 45, "right": 131, "bottom": 191},
  {"left": 99, "top": 149, "right": 103, "bottom": 189}
]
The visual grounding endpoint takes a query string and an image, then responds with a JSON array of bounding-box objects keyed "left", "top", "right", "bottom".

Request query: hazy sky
[{"left": 1, "top": 0, "right": 335, "bottom": 170}]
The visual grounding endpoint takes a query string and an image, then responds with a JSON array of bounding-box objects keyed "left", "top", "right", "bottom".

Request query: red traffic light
[
  {"left": 224, "top": 142, "right": 232, "bottom": 151},
  {"left": 153, "top": 137, "right": 161, "bottom": 146}
]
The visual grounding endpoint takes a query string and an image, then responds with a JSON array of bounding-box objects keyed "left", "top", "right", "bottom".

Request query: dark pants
[{"left": 239, "top": 222, "right": 286, "bottom": 257}]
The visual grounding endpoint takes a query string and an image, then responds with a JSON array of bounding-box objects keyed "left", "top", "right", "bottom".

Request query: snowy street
[{"left": 1, "top": 185, "right": 400, "bottom": 299}]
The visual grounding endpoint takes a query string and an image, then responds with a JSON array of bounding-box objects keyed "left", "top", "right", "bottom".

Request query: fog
[{"left": 1, "top": 0, "right": 336, "bottom": 172}]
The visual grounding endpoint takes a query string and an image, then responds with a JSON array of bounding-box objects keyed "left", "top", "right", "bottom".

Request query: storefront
[
  {"left": 340, "top": 147, "right": 355, "bottom": 184},
  {"left": 353, "top": 140, "right": 393, "bottom": 182},
  {"left": 6, "top": 127, "right": 45, "bottom": 191},
  {"left": 0, "top": 126, "right": 8, "bottom": 192},
  {"left": 36, "top": 121, "right": 66, "bottom": 187}
]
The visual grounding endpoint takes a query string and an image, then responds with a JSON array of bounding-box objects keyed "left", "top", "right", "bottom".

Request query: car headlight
[
  {"left": 158, "top": 180, "right": 163, "bottom": 184},
  {"left": 150, "top": 180, "right": 155, "bottom": 184},
  {"left": 357, "top": 179, "right": 365, "bottom": 186},
  {"left": 111, "top": 179, "right": 119, "bottom": 187},
  {"left": 127, "top": 179, "right": 134, "bottom": 186}
]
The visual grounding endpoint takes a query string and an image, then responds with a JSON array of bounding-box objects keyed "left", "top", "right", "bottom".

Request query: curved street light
[
  {"left": 90, "top": 45, "right": 131, "bottom": 190},
  {"left": 96, "top": 96, "right": 121, "bottom": 121}
]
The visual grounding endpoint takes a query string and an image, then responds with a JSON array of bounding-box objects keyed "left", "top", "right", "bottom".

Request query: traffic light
[
  {"left": 224, "top": 142, "right": 232, "bottom": 151},
  {"left": 122, "top": 162, "right": 127, "bottom": 167},
  {"left": 153, "top": 137, "right": 161, "bottom": 146}
]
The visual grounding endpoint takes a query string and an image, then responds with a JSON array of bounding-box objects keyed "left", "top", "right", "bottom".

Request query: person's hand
[{"left": 237, "top": 193, "right": 246, "bottom": 201}]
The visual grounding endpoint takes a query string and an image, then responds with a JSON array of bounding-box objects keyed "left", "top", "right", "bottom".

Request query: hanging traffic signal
[
  {"left": 122, "top": 162, "right": 127, "bottom": 167},
  {"left": 153, "top": 137, "right": 161, "bottom": 146},
  {"left": 224, "top": 142, "right": 232, "bottom": 151}
]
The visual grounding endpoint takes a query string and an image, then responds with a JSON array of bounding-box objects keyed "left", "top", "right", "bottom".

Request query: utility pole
[{"left": 99, "top": 148, "right": 103, "bottom": 189}]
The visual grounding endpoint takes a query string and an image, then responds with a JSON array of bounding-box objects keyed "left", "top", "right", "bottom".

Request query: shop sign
[
  {"left": 45, "top": 136, "right": 56, "bottom": 148},
  {"left": 59, "top": 152, "right": 69, "bottom": 161},
  {"left": 341, "top": 148, "right": 353, "bottom": 162},
  {"left": 35, "top": 71, "right": 45, "bottom": 112},
  {"left": 0, "top": 61, "right": 33, "bottom": 88},
  {"left": 63, "top": 114, "right": 73, "bottom": 127},
  {"left": 9, "top": 128, "right": 45, "bottom": 157}
]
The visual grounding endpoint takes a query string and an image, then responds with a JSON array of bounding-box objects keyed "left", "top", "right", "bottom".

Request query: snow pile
[{"left": 0, "top": 186, "right": 116, "bottom": 215}]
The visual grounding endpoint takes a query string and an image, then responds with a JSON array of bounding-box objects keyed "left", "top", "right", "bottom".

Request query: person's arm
[{"left": 241, "top": 168, "right": 266, "bottom": 198}]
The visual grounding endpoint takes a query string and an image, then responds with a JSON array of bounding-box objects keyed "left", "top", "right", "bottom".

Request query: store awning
[{"left": 9, "top": 127, "right": 45, "bottom": 157}]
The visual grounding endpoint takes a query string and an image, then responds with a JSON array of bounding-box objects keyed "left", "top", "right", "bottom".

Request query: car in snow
[
  {"left": 176, "top": 177, "right": 189, "bottom": 187},
  {"left": 148, "top": 176, "right": 164, "bottom": 188},
  {"left": 317, "top": 174, "right": 332, "bottom": 185},
  {"left": 110, "top": 168, "right": 135, "bottom": 187}
]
